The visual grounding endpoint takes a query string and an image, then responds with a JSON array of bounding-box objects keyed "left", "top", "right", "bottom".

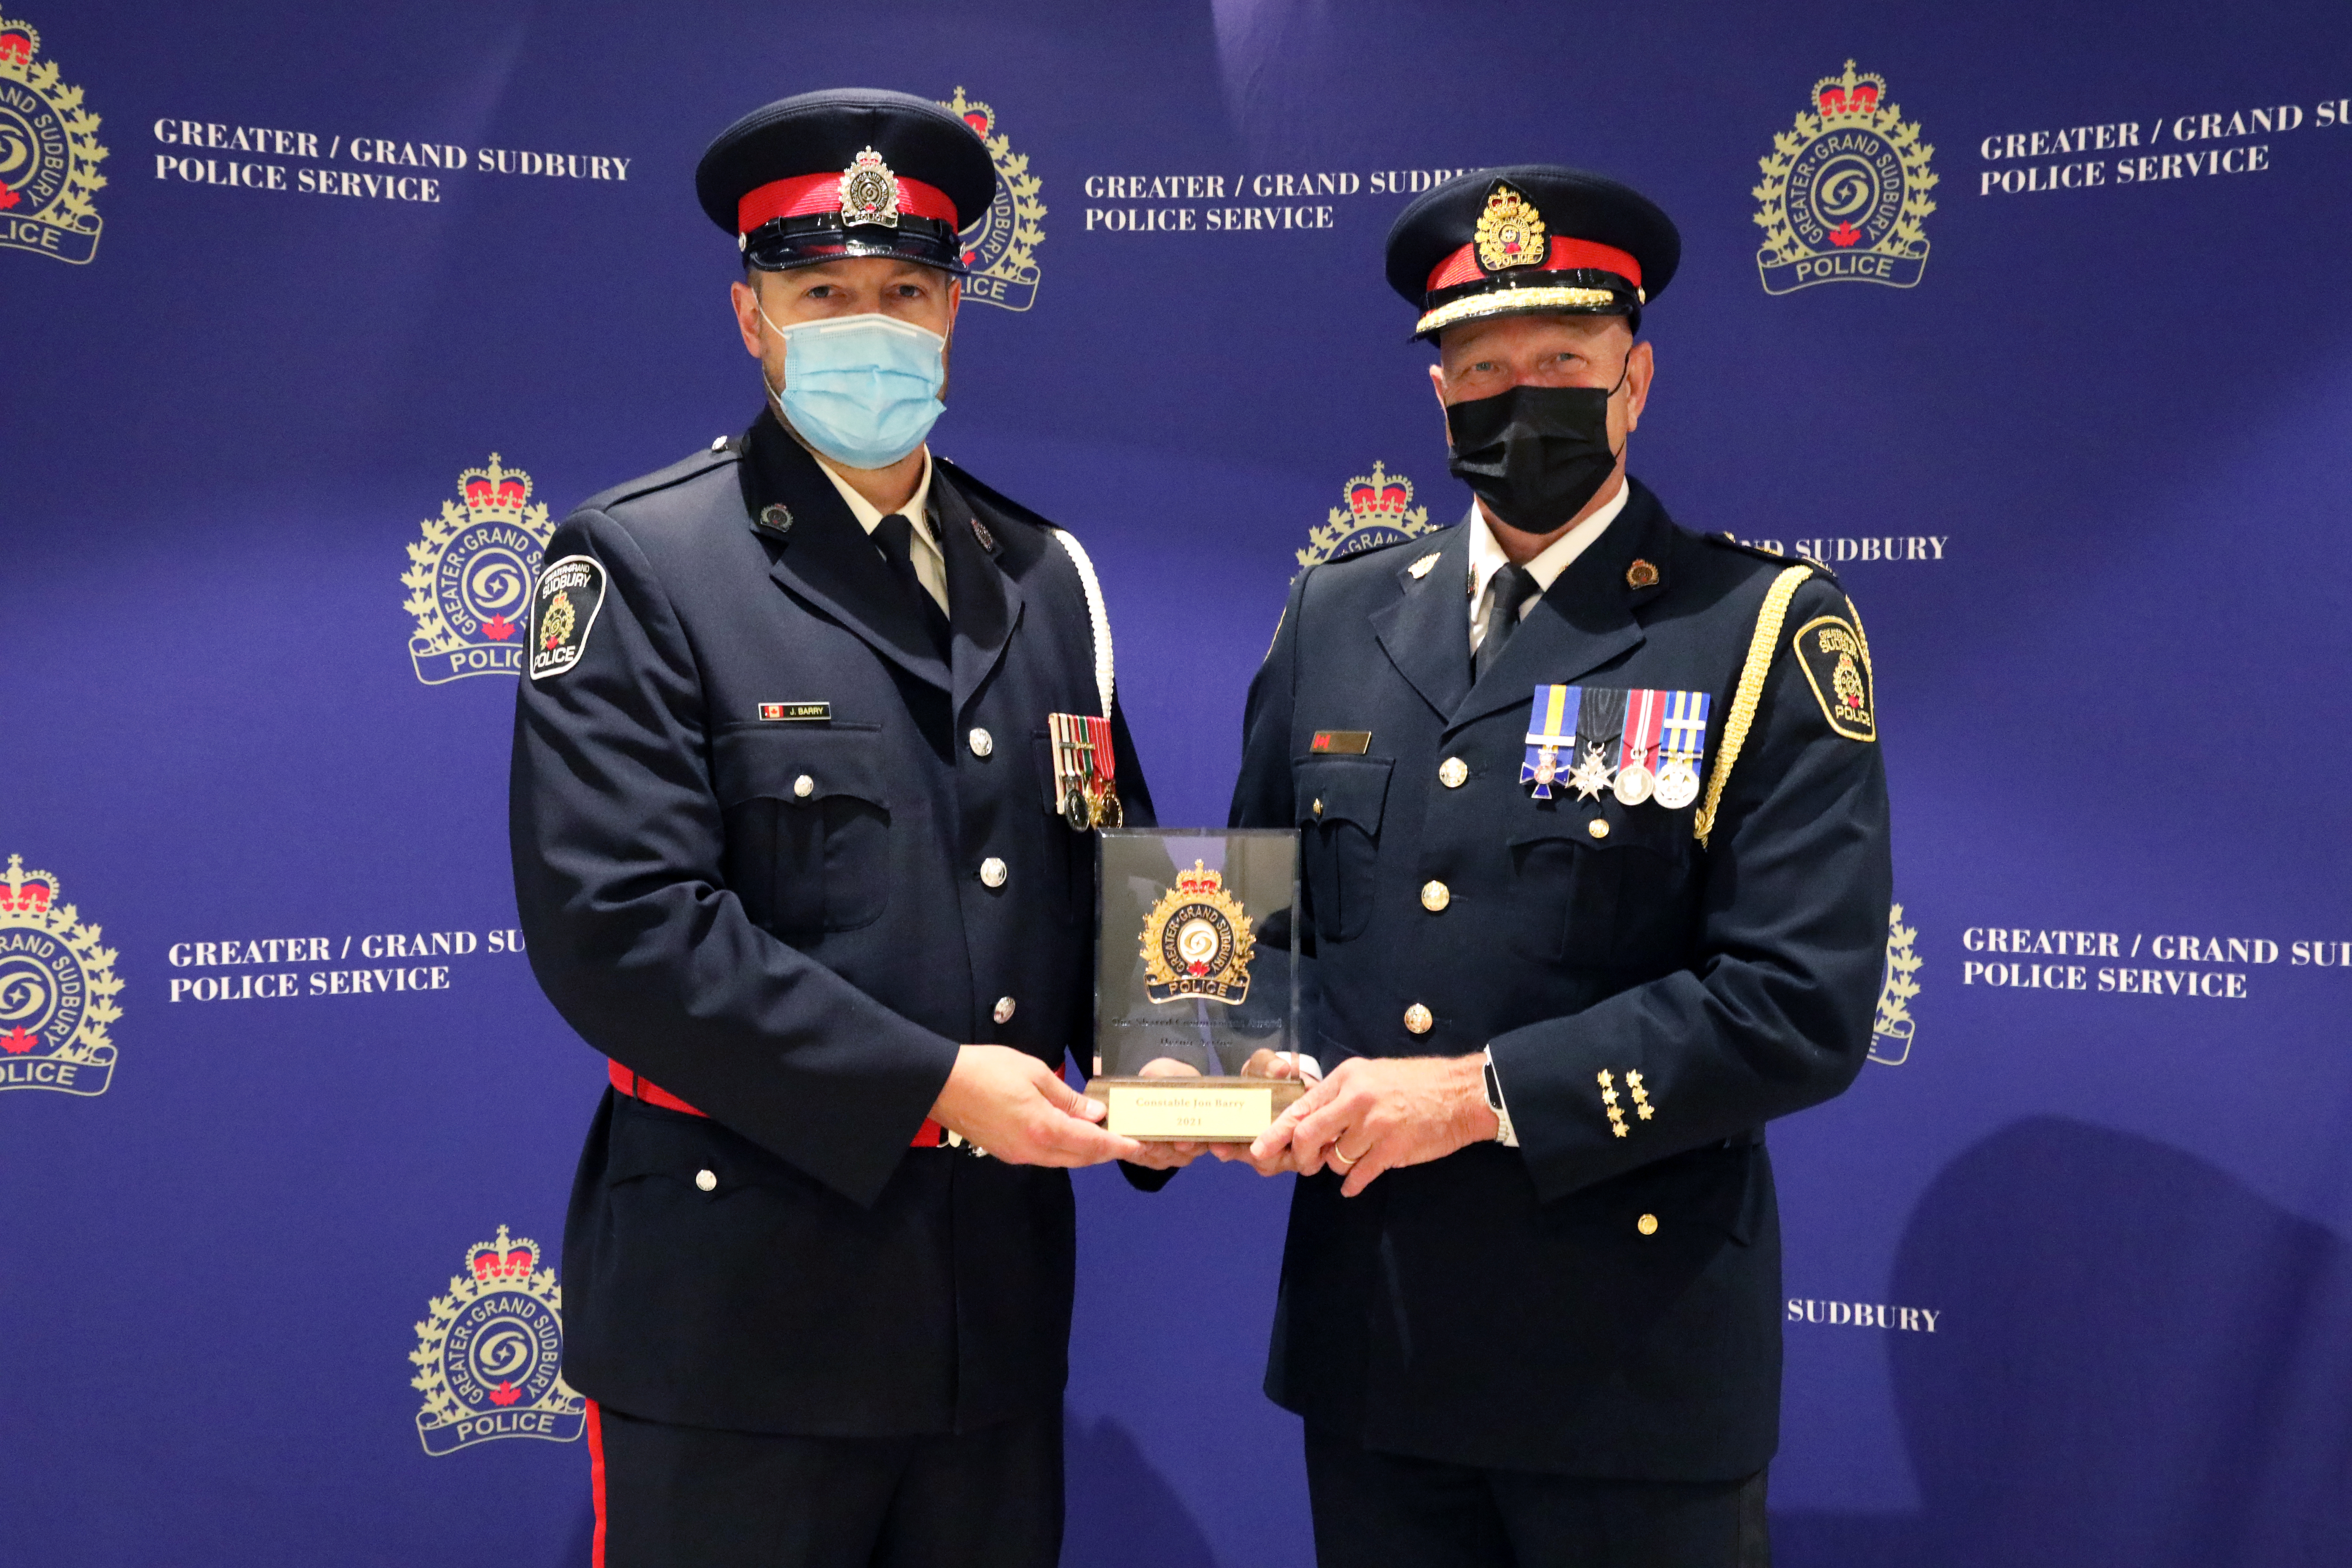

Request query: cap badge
[
  {"left": 1626, "top": 559, "right": 1659, "bottom": 589},
  {"left": 1474, "top": 184, "right": 1548, "bottom": 275},
  {"left": 838, "top": 147, "right": 902, "bottom": 229}
]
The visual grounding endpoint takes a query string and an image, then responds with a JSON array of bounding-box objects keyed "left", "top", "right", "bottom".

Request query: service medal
[
  {"left": 1651, "top": 690, "right": 1714, "bottom": 811},
  {"left": 1048, "top": 712, "right": 1119, "bottom": 832},
  {"left": 1522, "top": 685, "right": 1581, "bottom": 800},
  {"left": 1615, "top": 689, "right": 1665, "bottom": 805},
  {"left": 1571, "top": 687, "right": 1626, "bottom": 802}
]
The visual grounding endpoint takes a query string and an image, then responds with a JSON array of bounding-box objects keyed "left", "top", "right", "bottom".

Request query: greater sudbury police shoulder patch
[
  {"left": 0, "top": 853, "right": 121, "bottom": 1097},
  {"left": 1791, "top": 613, "right": 1875, "bottom": 740},
  {"left": 528, "top": 555, "right": 606, "bottom": 680},
  {"left": 409, "top": 1225, "right": 584, "bottom": 1456}
]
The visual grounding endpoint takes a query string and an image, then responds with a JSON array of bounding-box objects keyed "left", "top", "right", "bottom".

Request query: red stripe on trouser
[
  {"left": 587, "top": 1399, "right": 607, "bottom": 1568},
  {"left": 606, "top": 1059, "right": 947, "bottom": 1145}
]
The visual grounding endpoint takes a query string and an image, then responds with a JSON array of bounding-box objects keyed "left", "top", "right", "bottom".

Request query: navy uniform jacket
[
  {"left": 1229, "top": 478, "right": 1891, "bottom": 1479},
  {"left": 510, "top": 410, "right": 1152, "bottom": 1436}
]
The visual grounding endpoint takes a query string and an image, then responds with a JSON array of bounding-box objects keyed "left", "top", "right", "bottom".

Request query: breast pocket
[
  {"left": 1506, "top": 809, "right": 1695, "bottom": 971},
  {"left": 713, "top": 726, "right": 891, "bottom": 937},
  {"left": 1294, "top": 756, "right": 1393, "bottom": 945}
]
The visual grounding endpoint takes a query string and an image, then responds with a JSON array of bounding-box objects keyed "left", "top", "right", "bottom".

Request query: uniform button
[
  {"left": 1312, "top": 798, "right": 1324, "bottom": 817},
  {"left": 1421, "top": 880, "right": 1451, "bottom": 912},
  {"left": 792, "top": 774, "right": 814, "bottom": 800},
  {"left": 1636, "top": 1213, "right": 1659, "bottom": 1237},
  {"left": 979, "top": 857, "right": 1008, "bottom": 888},
  {"left": 993, "top": 996, "right": 1016, "bottom": 1024},
  {"left": 1439, "top": 757, "right": 1469, "bottom": 789},
  {"left": 1404, "top": 1003, "right": 1434, "bottom": 1035},
  {"left": 968, "top": 727, "right": 994, "bottom": 758},
  {"left": 1588, "top": 818, "right": 1610, "bottom": 839},
  {"left": 695, "top": 1169, "right": 718, "bottom": 1193}
]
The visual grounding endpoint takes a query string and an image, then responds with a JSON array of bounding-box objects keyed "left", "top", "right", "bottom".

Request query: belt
[{"left": 607, "top": 1060, "right": 951, "bottom": 1147}]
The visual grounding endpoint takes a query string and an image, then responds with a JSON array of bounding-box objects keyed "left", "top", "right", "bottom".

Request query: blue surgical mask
[{"left": 761, "top": 309, "right": 947, "bottom": 471}]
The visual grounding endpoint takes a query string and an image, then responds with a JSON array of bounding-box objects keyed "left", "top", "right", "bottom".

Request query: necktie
[
  {"left": 872, "top": 512, "right": 951, "bottom": 658},
  {"left": 1475, "top": 563, "right": 1539, "bottom": 680}
]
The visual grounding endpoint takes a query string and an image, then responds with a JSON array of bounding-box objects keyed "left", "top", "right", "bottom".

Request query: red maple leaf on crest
[
  {"left": 482, "top": 614, "right": 515, "bottom": 641},
  {"left": 1, "top": 1026, "right": 37, "bottom": 1054},
  {"left": 1828, "top": 222, "right": 1861, "bottom": 248},
  {"left": 489, "top": 1381, "right": 521, "bottom": 1407},
  {"left": 0, "top": 187, "right": 19, "bottom": 212}
]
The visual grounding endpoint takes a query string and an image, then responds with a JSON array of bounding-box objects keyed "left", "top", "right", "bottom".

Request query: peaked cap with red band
[
  {"left": 695, "top": 88, "right": 997, "bottom": 274},
  {"left": 1385, "top": 165, "right": 1680, "bottom": 340}
]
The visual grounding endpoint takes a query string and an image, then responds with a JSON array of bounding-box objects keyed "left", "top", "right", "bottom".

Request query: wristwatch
[{"left": 1481, "top": 1048, "right": 1519, "bottom": 1148}]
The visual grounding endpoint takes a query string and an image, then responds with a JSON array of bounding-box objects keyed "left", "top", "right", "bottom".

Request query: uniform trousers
[
  {"left": 590, "top": 1400, "right": 1062, "bottom": 1568},
  {"left": 1305, "top": 1427, "right": 1771, "bottom": 1568}
]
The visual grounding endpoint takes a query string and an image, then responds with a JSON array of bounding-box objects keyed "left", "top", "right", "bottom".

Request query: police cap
[
  {"left": 1385, "top": 166, "right": 1680, "bottom": 340},
  {"left": 695, "top": 88, "right": 996, "bottom": 274}
]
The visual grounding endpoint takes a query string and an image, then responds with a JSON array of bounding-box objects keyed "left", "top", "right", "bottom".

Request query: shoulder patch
[
  {"left": 1791, "top": 614, "right": 1875, "bottom": 741},
  {"left": 528, "top": 555, "right": 608, "bottom": 681}
]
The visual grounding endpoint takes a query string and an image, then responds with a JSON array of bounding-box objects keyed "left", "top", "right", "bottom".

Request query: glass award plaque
[{"left": 1086, "top": 828, "right": 1304, "bottom": 1140}]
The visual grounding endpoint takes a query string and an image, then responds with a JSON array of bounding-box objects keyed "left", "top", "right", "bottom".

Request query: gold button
[
  {"left": 793, "top": 775, "right": 815, "bottom": 799},
  {"left": 1312, "top": 798, "right": 1324, "bottom": 817},
  {"left": 1637, "top": 1213, "right": 1659, "bottom": 1236},
  {"left": 1439, "top": 757, "right": 1468, "bottom": 789},
  {"left": 1404, "top": 1003, "right": 1434, "bottom": 1035},
  {"left": 993, "top": 996, "right": 1016, "bottom": 1024},
  {"left": 968, "top": 727, "right": 994, "bottom": 758},
  {"left": 979, "top": 857, "right": 1008, "bottom": 888},
  {"left": 695, "top": 1169, "right": 718, "bottom": 1193},
  {"left": 1588, "top": 818, "right": 1610, "bottom": 839},
  {"left": 1420, "top": 880, "right": 1450, "bottom": 912}
]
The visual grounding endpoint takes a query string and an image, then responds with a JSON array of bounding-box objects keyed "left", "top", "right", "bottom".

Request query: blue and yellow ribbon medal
[
  {"left": 1651, "top": 690, "right": 1713, "bottom": 810},
  {"left": 1522, "top": 684, "right": 1580, "bottom": 799}
]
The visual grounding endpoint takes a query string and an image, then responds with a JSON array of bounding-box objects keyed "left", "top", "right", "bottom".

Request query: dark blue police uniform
[
  {"left": 1228, "top": 168, "right": 1893, "bottom": 1568},
  {"left": 508, "top": 89, "right": 1152, "bottom": 1568}
]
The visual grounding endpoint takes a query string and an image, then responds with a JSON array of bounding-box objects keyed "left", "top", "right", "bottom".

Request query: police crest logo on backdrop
[
  {"left": 0, "top": 16, "right": 106, "bottom": 264},
  {"left": 940, "top": 87, "right": 1043, "bottom": 311},
  {"left": 0, "top": 854, "right": 122, "bottom": 1097},
  {"left": 1753, "top": 60, "right": 1936, "bottom": 294},
  {"left": 1297, "top": 461, "right": 1442, "bottom": 568},
  {"left": 401, "top": 454, "right": 555, "bottom": 685},
  {"left": 408, "top": 1225, "right": 584, "bottom": 1456},
  {"left": 1870, "top": 904, "right": 1924, "bottom": 1065}
]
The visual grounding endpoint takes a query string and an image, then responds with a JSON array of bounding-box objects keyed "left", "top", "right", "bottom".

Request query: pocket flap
[
  {"left": 1293, "top": 755, "right": 1394, "bottom": 831},
  {"left": 1507, "top": 806, "right": 1690, "bottom": 862},
  {"left": 711, "top": 724, "right": 889, "bottom": 810},
  {"left": 606, "top": 1094, "right": 807, "bottom": 1195}
]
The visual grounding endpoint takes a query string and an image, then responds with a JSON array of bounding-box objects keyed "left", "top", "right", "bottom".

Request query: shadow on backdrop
[
  {"left": 1064, "top": 1407, "right": 1220, "bottom": 1568},
  {"left": 1777, "top": 1117, "right": 2352, "bottom": 1568}
]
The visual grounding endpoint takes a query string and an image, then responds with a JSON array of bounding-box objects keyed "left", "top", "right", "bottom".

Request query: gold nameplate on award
[{"left": 1092, "top": 830, "right": 1303, "bottom": 1140}]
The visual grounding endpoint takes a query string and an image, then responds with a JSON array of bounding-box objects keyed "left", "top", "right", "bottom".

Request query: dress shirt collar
[{"left": 1466, "top": 475, "right": 1631, "bottom": 631}]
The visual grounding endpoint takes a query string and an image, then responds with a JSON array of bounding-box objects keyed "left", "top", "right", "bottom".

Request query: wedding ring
[{"left": 1330, "top": 1144, "right": 1363, "bottom": 1170}]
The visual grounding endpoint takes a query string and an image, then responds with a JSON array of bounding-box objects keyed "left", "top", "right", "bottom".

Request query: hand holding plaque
[{"left": 1083, "top": 830, "right": 1305, "bottom": 1141}]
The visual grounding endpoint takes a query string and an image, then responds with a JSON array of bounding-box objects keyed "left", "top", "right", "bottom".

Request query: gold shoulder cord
[{"left": 1695, "top": 564, "right": 1814, "bottom": 848}]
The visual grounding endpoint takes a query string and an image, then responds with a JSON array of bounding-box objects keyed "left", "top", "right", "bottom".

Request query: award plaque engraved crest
[{"left": 1086, "top": 829, "right": 1304, "bottom": 1140}]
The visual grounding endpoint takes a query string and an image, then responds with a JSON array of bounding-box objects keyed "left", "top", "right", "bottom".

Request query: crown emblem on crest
[
  {"left": 1870, "top": 903, "right": 1923, "bottom": 1065},
  {"left": 457, "top": 454, "right": 532, "bottom": 524},
  {"left": 0, "top": 18, "right": 108, "bottom": 262},
  {"left": 0, "top": 19, "right": 40, "bottom": 79},
  {"left": 939, "top": 87, "right": 1045, "bottom": 311},
  {"left": 403, "top": 453, "right": 556, "bottom": 684},
  {"left": 1474, "top": 184, "right": 1549, "bottom": 275},
  {"left": 839, "top": 147, "right": 902, "bottom": 228},
  {"left": 1298, "top": 460, "right": 1440, "bottom": 568},
  {"left": 411, "top": 1224, "right": 585, "bottom": 1455},
  {"left": 0, "top": 853, "right": 123, "bottom": 1096},
  {"left": 1175, "top": 863, "right": 1223, "bottom": 896},
  {"left": 1813, "top": 61, "right": 1886, "bottom": 119}
]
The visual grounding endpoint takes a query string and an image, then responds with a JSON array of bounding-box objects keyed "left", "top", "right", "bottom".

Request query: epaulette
[
  {"left": 932, "top": 455, "right": 1054, "bottom": 539},
  {"left": 575, "top": 442, "right": 739, "bottom": 516},
  {"left": 1699, "top": 531, "right": 1839, "bottom": 583}
]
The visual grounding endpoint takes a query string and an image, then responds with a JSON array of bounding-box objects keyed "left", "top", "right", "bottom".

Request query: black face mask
[{"left": 1443, "top": 358, "right": 1630, "bottom": 535}]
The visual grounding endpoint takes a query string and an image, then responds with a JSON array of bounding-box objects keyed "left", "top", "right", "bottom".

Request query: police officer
[
  {"left": 509, "top": 89, "right": 1173, "bottom": 1567},
  {"left": 1225, "top": 167, "right": 1894, "bottom": 1566}
]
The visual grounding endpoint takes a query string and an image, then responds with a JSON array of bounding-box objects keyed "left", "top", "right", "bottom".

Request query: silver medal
[
  {"left": 1614, "top": 762, "right": 1654, "bottom": 807},
  {"left": 1652, "top": 759, "right": 1700, "bottom": 810}
]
